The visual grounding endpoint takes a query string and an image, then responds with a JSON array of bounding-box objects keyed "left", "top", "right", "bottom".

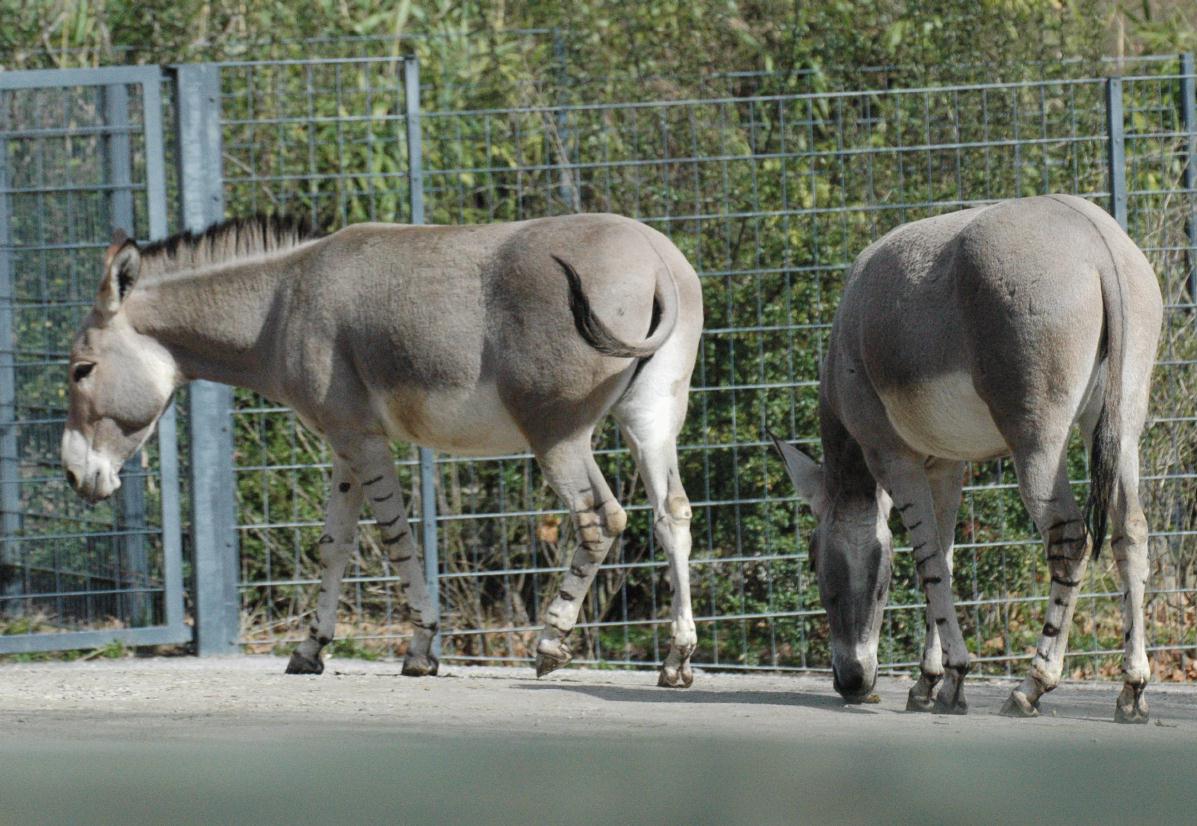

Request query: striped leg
[
  {"left": 1001, "top": 446, "right": 1089, "bottom": 717},
  {"left": 286, "top": 458, "right": 363, "bottom": 674},
  {"left": 352, "top": 437, "right": 439, "bottom": 675},
  {"left": 870, "top": 453, "right": 972, "bottom": 714},
  {"left": 907, "top": 460, "right": 965, "bottom": 712},
  {"left": 534, "top": 438, "right": 626, "bottom": 677}
]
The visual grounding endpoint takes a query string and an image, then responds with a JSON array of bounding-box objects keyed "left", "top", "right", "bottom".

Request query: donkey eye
[{"left": 72, "top": 363, "right": 95, "bottom": 382}]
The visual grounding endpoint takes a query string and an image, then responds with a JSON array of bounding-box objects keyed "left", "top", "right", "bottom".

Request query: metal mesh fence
[
  {"left": 212, "top": 56, "right": 1196, "bottom": 681},
  {"left": 0, "top": 68, "right": 186, "bottom": 653}
]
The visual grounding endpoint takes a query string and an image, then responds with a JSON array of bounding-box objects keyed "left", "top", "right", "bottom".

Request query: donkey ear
[
  {"left": 767, "top": 429, "right": 828, "bottom": 517},
  {"left": 97, "top": 233, "right": 141, "bottom": 317}
]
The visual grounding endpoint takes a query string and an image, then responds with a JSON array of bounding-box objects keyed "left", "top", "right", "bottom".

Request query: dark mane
[{"left": 138, "top": 214, "right": 321, "bottom": 278}]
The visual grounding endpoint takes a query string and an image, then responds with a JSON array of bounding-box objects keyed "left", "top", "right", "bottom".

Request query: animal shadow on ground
[{"left": 516, "top": 682, "right": 868, "bottom": 713}]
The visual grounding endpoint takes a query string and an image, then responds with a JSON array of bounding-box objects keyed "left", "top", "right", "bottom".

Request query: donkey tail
[
  {"left": 1086, "top": 250, "right": 1128, "bottom": 560},
  {"left": 554, "top": 253, "right": 680, "bottom": 359}
]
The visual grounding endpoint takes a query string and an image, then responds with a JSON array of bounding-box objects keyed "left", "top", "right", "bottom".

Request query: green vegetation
[{"left": 0, "top": 2, "right": 1194, "bottom": 679}]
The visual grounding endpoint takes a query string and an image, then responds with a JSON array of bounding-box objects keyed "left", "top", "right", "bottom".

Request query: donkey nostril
[{"left": 65, "top": 468, "right": 80, "bottom": 489}]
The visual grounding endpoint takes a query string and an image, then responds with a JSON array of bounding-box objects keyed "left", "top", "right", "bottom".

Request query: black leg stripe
[
  {"left": 372, "top": 491, "right": 395, "bottom": 503},
  {"left": 907, "top": 520, "right": 923, "bottom": 530},
  {"left": 1042, "top": 623, "right": 1060, "bottom": 637},
  {"left": 922, "top": 577, "right": 943, "bottom": 585},
  {"left": 377, "top": 514, "right": 402, "bottom": 528},
  {"left": 1051, "top": 575, "right": 1082, "bottom": 588},
  {"left": 382, "top": 531, "right": 410, "bottom": 546},
  {"left": 559, "top": 591, "right": 577, "bottom": 601},
  {"left": 363, "top": 475, "right": 384, "bottom": 487}
]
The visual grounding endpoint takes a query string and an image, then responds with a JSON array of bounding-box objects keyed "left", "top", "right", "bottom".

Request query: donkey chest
[
  {"left": 371, "top": 382, "right": 529, "bottom": 456},
  {"left": 876, "top": 371, "right": 1010, "bottom": 462}
]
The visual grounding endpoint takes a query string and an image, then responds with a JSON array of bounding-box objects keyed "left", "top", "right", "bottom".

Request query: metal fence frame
[{"left": 0, "top": 65, "right": 186, "bottom": 654}]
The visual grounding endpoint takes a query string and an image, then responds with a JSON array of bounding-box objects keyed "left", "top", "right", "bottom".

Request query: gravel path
[{"left": 2, "top": 658, "right": 1194, "bottom": 824}]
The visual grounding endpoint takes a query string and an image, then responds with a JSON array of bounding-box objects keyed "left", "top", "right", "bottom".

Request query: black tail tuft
[{"left": 1085, "top": 402, "right": 1119, "bottom": 560}]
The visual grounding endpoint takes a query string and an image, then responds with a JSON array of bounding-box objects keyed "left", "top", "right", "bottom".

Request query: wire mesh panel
[
  {"left": 0, "top": 67, "right": 185, "bottom": 654},
  {"left": 216, "top": 57, "right": 1196, "bottom": 681},
  {"left": 216, "top": 57, "right": 424, "bottom": 655}
]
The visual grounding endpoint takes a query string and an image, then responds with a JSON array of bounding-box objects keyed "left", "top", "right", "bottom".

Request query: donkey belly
[
  {"left": 373, "top": 383, "right": 529, "bottom": 456},
  {"left": 877, "top": 371, "right": 1010, "bottom": 462}
]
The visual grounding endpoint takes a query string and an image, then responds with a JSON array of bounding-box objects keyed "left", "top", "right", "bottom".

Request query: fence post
[
  {"left": 404, "top": 56, "right": 441, "bottom": 658},
  {"left": 101, "top": 83, "right": 151, "bottom": 627},
  {"left": 552, "top": 29, "right": 579, "bottom": 211},
  {"left": 0, "top": 93, "right": 22, "bottom": 615},
  {"left": 174, "top": 64, "right": 240, "bottom": 656},
  {"left": 1180, "top": 53, "right": 1196, "bottom": 307},
  {"left": 1105, "top": 75, "right": 1128, "bottom": 230}
]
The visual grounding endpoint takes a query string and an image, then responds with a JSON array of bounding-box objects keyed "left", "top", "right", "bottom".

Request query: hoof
[
  {"left": 401, "top": 653, "right": 439, "bottom": 677},
  {"left": 534, "top": 639, "right": 572, "bottom": 678},
  {"left": 931, "top": 664, "right": 969, "bottom": 715},
  {"left": 1000, "top": 690, "right": 1040, "bottom": 718},
  {"left": 657, "top": 662, "right": 694, "bottom": 688},
  {"left": 1114, "top": 705, "right": 1150, "bottom": 724},
  {"left": 906, "top": 692, "right": 935, "bottom": 713},
  {"left": 285, "top": 650, "right": 324, "bottom": 675},
  {"left": 1114, "top": 683, "right": 1149, "bottom": 724},
  {"left": 932, "top": 695, "right": 969, "bottom": 715},
  {"left": 906, "top": 672, "right": 941, "bottom": 713}
]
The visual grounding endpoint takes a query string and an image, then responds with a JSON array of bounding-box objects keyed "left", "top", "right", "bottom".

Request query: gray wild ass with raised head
[
  {"left": 771, "top": 194, "right": 1162, "bottom": 722},
  {"left": 61, "top": 213, "right": 704, "bottom": 687}
]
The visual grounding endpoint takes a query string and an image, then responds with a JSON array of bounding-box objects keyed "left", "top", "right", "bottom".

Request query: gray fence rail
[
  {"left": 0, "top": 66, "right": 185, "bottom": 654},
  {"left": 1, "top": 56, "right": 1195, "bottom": 682}
]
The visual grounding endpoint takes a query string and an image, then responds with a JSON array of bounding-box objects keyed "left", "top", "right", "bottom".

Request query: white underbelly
[
  {"left": 373, "top": 383, "right": 529, "bottom": 456},
  {"left": 878, "top": 371, "right": 1010, "bottom": 462}
]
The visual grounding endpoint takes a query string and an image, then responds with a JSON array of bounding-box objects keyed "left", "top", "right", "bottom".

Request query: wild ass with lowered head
[
  {"left": 61, "top": 213, "right": 704, "bottom": 686},
  {"left": 771, "top": 195, "right": 1162, "bottom": 722}
]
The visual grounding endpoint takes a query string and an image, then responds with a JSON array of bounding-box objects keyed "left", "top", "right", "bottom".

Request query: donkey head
[
  {"left": 61, "top": 231, "right": 179, "bottom": 502},
  {"left": 770, "top": 433, "right": 893, "bottom": 702}
]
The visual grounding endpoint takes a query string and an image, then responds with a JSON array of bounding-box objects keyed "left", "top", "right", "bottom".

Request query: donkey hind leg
[
  {"left": 907, "top": 460, "right": 965, "bottom": 712},
  {"left": 534, "top": 439, "right": 627, "bottom": 678},
  {"left": 350, "top": 437, "right": 439, "bottom": 676},
  {"left": 286, "top": 458, "right": 364, "bottom": 675},
  {"left": 1112, "top": 459, "right": 1151, "bottom": 723},
  {"left": 614, "top": 410, "right": 695, "bottom": 688},
  {"left": 869, "top": 452, "right": 972, "bottom": 714},
  {"left": 1000, "top": 445, "right": 1090, "bottom": 718}
]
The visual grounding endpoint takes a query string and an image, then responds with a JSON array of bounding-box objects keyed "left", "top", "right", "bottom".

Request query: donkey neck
[
  {"left": 819, "top": 400, "right": 879, "bottom": 505},
  {"left": 123, "top": 250, "right": 304, "bottom": 396}
]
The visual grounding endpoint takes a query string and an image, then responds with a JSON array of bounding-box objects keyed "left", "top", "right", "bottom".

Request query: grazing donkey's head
[
  {"left": 61, "top": 231, "right": 178, "bottom": 501},
  {"left": 770, "top": 434, "right": 893, "bottom": 702}
]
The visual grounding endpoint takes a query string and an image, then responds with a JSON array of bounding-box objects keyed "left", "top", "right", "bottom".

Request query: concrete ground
[{"left": 2, "top": 657, "right": 1195, "bottom": 824}]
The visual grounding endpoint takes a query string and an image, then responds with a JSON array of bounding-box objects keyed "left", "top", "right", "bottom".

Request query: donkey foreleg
[
  {"left": 873, "top": 457, "right": 972, "bottom": 714},
  {"left": 908, "top": 460, "right": 965, "bottom": 712},
  {"left": 286, "top": 459, "right": 363, "bottom": 675},
  {"left": 349, "top": 437, "right": 439, "bottom": 676}
]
